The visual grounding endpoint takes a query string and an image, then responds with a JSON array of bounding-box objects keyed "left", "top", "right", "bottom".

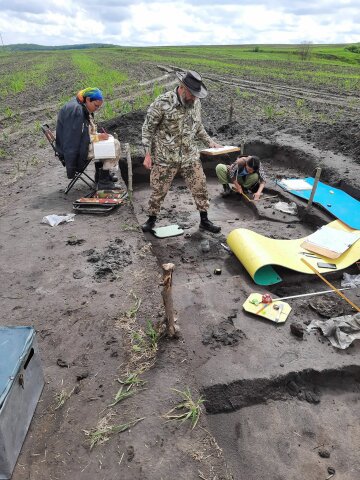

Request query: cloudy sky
[{"left": 0, "top": 0, "right": 359, "bottom": 47}]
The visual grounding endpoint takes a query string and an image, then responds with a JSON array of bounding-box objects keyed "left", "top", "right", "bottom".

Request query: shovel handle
[
  {"left": 301, "top": 258, "right": 360, "bottom": 312},
  {"left": 241, "top": 192, "right": 252, "bottom": 202}
]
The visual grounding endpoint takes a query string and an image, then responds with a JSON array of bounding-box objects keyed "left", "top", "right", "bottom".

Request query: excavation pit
[{"left": 128, "top": 138, "right": 360, "bottom": 478}]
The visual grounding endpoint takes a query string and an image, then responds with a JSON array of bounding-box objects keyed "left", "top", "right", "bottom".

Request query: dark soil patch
[
  {"left": 309, "top": 298, "right": 345, "bottom": 318},
  {"left": 84, "top": 238, "right": 134, "bottom": 280},
  {"left": 202, "top": 318, "right": 246, "bottom": 348}
]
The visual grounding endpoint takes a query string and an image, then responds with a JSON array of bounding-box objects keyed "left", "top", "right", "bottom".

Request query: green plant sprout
[
  {"left": 84, "top": 416, "right": 144, "bottom": 450},
  {"left": 163, "top": 387, "right": 204, "bottom": 429},
  {"left": 108, "top": 371, "right": 146, "bottom": 407},
  {"left": 54, "top": 386, "right": 75, "bottom": 411},
  {"left": 125, "top": 293, "right": 142, "bottom": 319}
]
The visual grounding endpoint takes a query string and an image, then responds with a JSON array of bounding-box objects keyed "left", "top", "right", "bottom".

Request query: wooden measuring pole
[
  {"left": 301, "top": 258, "right": 360, "bottom": 312},
  {"left": 125, "top": 143, "right": 133, "bottom": 202},
  {"left": 239, "top": 143, "right": 251, "bottom": 201},
  {"left": 241, "top": 191, "right": 253, "bottom": 202},
  {"left": 306, "top": 167, "right": 322, "bottom": 210}
]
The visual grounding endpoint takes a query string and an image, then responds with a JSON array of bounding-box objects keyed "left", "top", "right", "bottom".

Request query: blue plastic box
[{"left": 0, "top": 327, "right": 44, "bottom": 479}]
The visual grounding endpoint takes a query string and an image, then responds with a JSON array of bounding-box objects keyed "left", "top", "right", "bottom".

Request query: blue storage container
[{"left": 0, "top": 327, "right": 44, "bottom": 479}]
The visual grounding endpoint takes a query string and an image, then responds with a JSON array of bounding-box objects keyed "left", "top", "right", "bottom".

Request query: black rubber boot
[
  {"left": 199, "top": 212, "right": 221, "bottom": 233},
  {"left": 221, "top": 183, "right": 232, "bottom": 197},
  {"left": 94, "top": 161, "right": 101, "bottom": 183},
  {"left": 97, "top": 168, "right": 116, "bottom": 190},
  {"left": 141, "top": 216, "right": 157, "bottom": 232},
  {"left": 96, "top": 163, "right": 118, "bottom": 183},
  {"left": 110, "top": 171, "right": 118, "bottom": 182}
]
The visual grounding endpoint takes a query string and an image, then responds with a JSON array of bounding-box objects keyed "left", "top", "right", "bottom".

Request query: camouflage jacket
[{"left": 142, "top": 88, "right": 212, "bottom": 166}]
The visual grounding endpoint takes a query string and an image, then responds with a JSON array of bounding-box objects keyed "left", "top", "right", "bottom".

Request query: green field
[
  {"left": 1, "top": 43, "right": 360, "bottom": 103},
  {"left": 1, "top": 43, "right": 359, "bottom": 164}
]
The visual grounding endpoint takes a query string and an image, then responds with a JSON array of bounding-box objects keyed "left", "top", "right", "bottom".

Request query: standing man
[
  {"left": 56, "top": 87, "right": 120, "bottom": 190},
  {"left": 141, "top": 70, "right": 222, "bottom": 233}
]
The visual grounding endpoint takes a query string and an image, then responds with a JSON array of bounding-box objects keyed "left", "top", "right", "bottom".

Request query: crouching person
[
  {"left": 56, "top": 87, "right": 120, "bottom": 190},
  {"left": 216, "top": 155, "right": 266, "bottom": 201}
]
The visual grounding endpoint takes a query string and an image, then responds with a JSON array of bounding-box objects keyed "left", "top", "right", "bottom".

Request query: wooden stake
[
  {"left": 300, "top": 258, "right": 360, "bottom": 312},
  {"left": 125, "top": 143, "right": 133, "bottom": 202},
  {"left": 161, "top": 263, "right": 179, "bottom": 338},
  {"left": 262, "top": 195, "right": 278, "bottom": 201},
  {"left": 306, "top": 167, "right": 321, "bottom": 210}
]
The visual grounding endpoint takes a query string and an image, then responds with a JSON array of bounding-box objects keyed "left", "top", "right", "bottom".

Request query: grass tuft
[
  {"left": 163, "top": 387, "right": 204, "bottom": 429},
  {"left": 84, "top": 414, "right": 144, "bottom": 450},
  {"left": 125, "top": 292, "right": 142, "bottom": 319},
  {"left": 108, "top": 371, "right": 146, "bottom": 407},
  {"left": 54, "top": 386, "right": 75, "bottom": 411}
]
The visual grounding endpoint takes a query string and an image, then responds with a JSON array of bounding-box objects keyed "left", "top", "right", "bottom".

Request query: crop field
[
  {"left": 1, "top": 43, "right": 360, "bottom": 107},
  {"left": 1, "top": 43, "right": 359, "bottom": 178}
]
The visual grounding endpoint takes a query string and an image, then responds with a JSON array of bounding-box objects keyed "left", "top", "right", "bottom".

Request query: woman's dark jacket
[{"left": 56, "top": 97, "right": 91, "bottom": 179}]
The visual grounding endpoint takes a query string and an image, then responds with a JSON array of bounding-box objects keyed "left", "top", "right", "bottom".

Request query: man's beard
[{"left": 179, "top": 91, "right": 195, "bottom": 109}]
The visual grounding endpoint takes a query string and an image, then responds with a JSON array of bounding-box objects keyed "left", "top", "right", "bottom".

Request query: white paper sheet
[
  {"left": 205, "top": 145, "right": 237, "bottom": 152},
  {"left": 200, "top": 145, "right": 240, "bottom": 155},
  {"left": 280, "top": 179, "right": 312, "bottom": 190},
  {"left": 93, "top": 136, "right": 116, "bottom": 159},
  {"left": 306, "top": 226, "right": 360, "bottom": 254}
]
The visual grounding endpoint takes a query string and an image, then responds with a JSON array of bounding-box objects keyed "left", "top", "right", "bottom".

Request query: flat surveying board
[
  {"left": 200, "top": 145, "right": 241, "bottom": 156},
  {"left": 243, "top": 294, "right": 292, "bottom": 323},
  {"left": 278, "top": 177, "right": 360, "bottom": 230},
  {"left": 153, "top": 224, "right": 184, "bottom": 238}
]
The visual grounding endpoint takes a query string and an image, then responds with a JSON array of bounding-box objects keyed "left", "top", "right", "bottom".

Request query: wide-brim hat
[{"left": 176, "top": 70, "right": 208, "bottom": 98}]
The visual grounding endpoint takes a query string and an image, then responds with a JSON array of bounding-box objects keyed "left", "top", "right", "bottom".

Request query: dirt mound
[
  {"left": 101, "top": 110, "right": 145, "bottom": 147},
  {"left": 304, "top": 119, "right": 360, "bottom": 160}
]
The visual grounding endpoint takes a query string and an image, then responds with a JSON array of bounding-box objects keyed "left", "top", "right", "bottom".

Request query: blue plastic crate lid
[{"left": 0, "top": 327, "right": 35, "bottom": 408}]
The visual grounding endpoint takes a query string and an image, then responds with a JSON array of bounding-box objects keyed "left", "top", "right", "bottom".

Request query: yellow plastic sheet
[{"left": 227, "top": 220, "right": 360, "bottom": 285}]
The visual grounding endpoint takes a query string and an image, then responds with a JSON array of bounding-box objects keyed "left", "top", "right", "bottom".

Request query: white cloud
[{"left": 0, "top": 0, "right": 359, "bottom": 46}]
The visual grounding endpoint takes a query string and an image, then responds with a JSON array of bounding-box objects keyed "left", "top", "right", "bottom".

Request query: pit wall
[
  {"left": 203, "top": 365, "right": 360, "bottom": 414},
  {"left": 119, "top": 139, "right": 360, "bottom": 201}
]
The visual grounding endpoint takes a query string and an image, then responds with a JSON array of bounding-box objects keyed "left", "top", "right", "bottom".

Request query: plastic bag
[
  {"left": 341, "top": 273, "right": 360, "bottom": 288},
  {"left": 41, "top": 214, "right": 76, "bottom": 227},
  {"left": 307, "top": 313, "right": 360, "bottom": 349},
  {"left": 274, "top": 201, "right": 298, "bottom": 215}
]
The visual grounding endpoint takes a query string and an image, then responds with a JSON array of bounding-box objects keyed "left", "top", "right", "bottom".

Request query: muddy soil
[{"left": 1, "top": 64, "right": 360, "bottom": 480}]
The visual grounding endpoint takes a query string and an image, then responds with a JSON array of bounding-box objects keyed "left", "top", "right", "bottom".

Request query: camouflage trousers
[{"left": 148, "top": 162, "right": 210, "bottom": 216}]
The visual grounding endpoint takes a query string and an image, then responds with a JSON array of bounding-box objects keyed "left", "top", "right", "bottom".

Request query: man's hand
[
  {"left": 143, "top": 152, "right": 152, "bottom": 170},
  {"left": 209, "top": 140, "right": 222, "bottom": 148}
]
